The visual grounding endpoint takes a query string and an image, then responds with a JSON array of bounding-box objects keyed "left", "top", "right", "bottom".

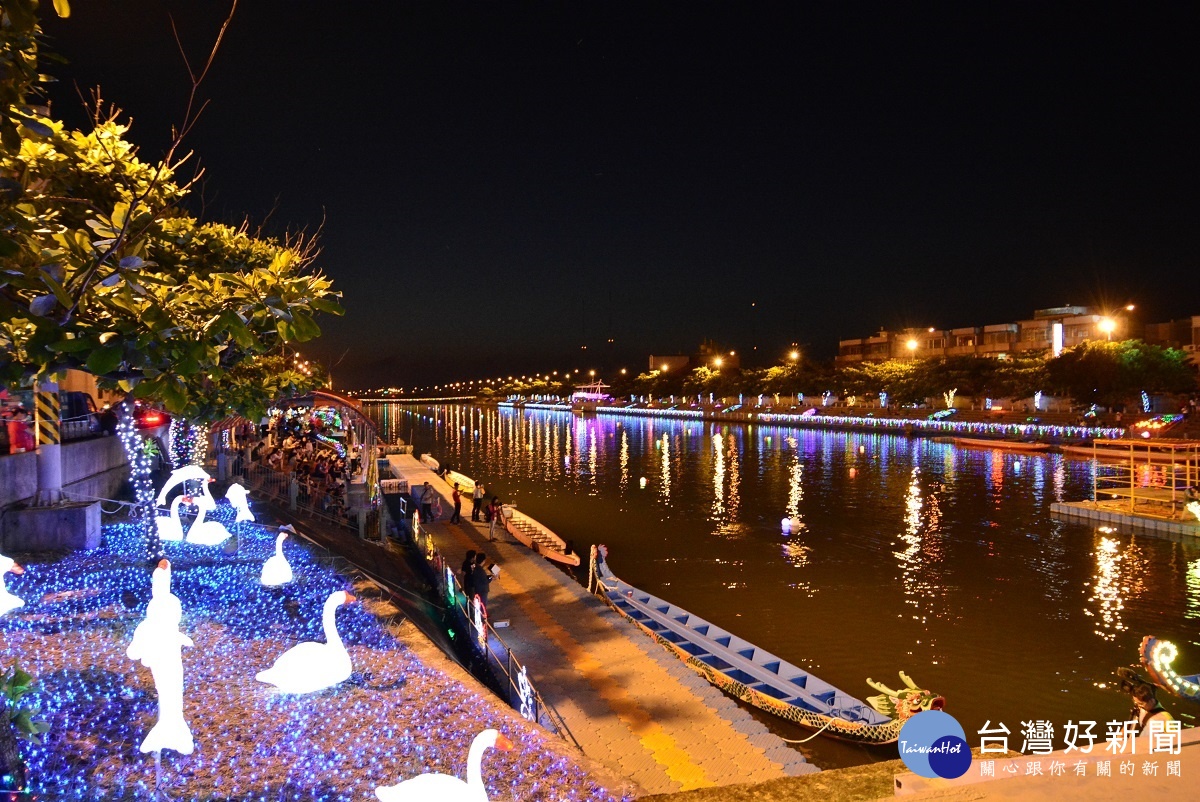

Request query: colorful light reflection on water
[{"left": 371, "top": 403, "right": 1200, "bottom": 767}]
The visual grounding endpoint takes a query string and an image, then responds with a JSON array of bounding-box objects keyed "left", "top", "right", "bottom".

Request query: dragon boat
[
  {"left": 435, "top": 468, "right": 581, "bottom": 567},
  {"left": 588, "top": 545, "right": 943, "bottom": 744},
  {"left": 1140, "top": 636, "right": 1200, "bottom": 702}
]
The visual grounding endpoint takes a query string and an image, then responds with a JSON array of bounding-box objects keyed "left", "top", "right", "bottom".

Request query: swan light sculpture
[
  {"left": 375, "top": 728, "right": 515, "bottom": 802},
  {"left": 0, "top": 554, "right": 25, "bottom": 615},
  {"left": 126, "top": 559, "right": 194, "bottom": 755},
  {"left": 256, "top": 590, "right": 356, "bottom": 693},
  {"left": 156, "top": 495, "right": 187, "bottom": 542},
  {"left": 184, "top": 481, "right": 233, "bottom": 546},
  {"left": 225, "top": 482, "right": 255, "bottom": 523},
  {"left": 261, "top": 525, "right": 295, "bottom": 586}
]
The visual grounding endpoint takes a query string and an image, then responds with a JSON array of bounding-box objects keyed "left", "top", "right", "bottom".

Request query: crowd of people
[{"left": 249, "top": 416, "right": 357, "bottom": 522}]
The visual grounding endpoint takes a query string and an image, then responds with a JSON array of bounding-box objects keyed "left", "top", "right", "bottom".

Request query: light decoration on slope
[
  {"left": 928, "top": 409, "right": 957, "bottom": 421},
  {"left": 0, "top": 504, "right": 620, "bottom": 802},
  {"left": 1033, "top": 391, "right": 1043, "bottom": 411},
  {"left": 314, "top": 432, "right": 347, "bottom": 458},
  {"left": 1142, "top": 391, "right": 1152, "bottom": 414},
  {"left": 879, "top": 392, "right": 888, "bottom": 409},
  {"left": 517, "top": 668, "right": 535, "bottom": 722},
  {"left": 1132, "top": 414, "right": 1184, "bottom": 432},
  {"left": 822, "top": 391, "right": 833, "bottom": 406},
  {"left": 311, "top": 407, "right": 344, "bottom": 430},
  {"left": 943, "top": 389, "right": 957, "bottom": 409},
  {"left": 504, "top": 402, "right": 1125, "bottom": 440}
]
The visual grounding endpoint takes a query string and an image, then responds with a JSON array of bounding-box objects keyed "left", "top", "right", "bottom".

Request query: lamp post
[
  {"left": 906, "top": 338, "right": 918, "bottom": 360},
  {"left": 1100, "top": 318, "right": 1116, "bottom": 341}
]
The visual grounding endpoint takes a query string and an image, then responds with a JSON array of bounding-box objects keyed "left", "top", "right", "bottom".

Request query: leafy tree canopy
[{"left": 0, "top": 0, "right": 342, "bottom": 419}]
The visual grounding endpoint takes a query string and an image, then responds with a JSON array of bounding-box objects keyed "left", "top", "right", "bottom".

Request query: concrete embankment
[{"left": 387, "top": 454, "right": 814, "bottom": 795}]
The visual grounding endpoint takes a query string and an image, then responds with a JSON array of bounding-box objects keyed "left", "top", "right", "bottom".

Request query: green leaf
[
  {"left": 289, "top": 310, "right": 320, "bottom": 341},
  {"left": 85, "top": 345, "right": 123, "bottom": 376}
]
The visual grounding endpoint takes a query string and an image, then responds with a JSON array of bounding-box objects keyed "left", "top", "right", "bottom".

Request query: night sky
[{"left": 39, "top": 2, "right": 1200, "bottom": 388}]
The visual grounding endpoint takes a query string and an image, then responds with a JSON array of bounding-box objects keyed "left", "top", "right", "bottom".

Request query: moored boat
[
  {"left": 953, "top": 437, "right": 1050, "bottom": 452},
  {"left": 432, "top": 467, "right": 581, "bottom": 566},
  {"left": 503, "top": 507, "right": 580, "bottom": 567},
  {"left": 588, "top": 546, "right": 944, "bottom": 744}
]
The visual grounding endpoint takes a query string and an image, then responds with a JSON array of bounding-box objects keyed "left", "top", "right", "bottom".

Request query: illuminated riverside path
[{"left": 368, "top": 402, "right": 1200, "bottom": 768}]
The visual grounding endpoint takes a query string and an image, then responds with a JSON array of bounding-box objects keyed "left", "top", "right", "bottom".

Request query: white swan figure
[
  {"left": 127, "top": 559, "right": 194, "bottom": 755},
  {"left": 184, "top": 487, "right": 233, "bottom": 547},
  {"left": 156, "top": 465, "right": 214, "bottom": 508},
  {"left": 375, "top": 728, "right": 515, "bottom": 802},
  {"left": 256, "top": 590, "right": 356, "bottom": 693},
  {"left": 0, "top": 554, "right": 25, "bottom": 615},
  {"left": 261, "top": 525, "right": 294, "bottom": 587},
  {"left": 156, "top": 495, "right": 187, "bottom": 542},
  {"left": 225, "top": 482, "right": 255, "bottom": 523}
]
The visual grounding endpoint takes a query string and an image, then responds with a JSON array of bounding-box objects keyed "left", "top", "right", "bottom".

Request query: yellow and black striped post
[{"left": 35, "top": 389, "right": 60, "bottom": 446}]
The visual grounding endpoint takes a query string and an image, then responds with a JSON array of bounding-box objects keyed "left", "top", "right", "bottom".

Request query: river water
[{"left": 367, "top": 402, "right": 1200, "bottom": 767}]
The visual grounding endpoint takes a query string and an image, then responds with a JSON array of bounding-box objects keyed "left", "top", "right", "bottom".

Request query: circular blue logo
[{"left": 897, "top": 710, "right": 970, "bottom": 779}]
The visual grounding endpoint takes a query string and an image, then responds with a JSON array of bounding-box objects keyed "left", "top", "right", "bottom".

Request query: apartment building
[{"left": 836, "top": 306, "right": 1125, "bottom": 364}]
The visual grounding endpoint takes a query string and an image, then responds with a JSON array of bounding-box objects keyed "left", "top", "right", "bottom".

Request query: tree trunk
[{"left": 0, "top": 696, "right": 26, "bottom": 792}]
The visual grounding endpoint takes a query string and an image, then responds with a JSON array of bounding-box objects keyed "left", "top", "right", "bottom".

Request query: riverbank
[{"left": 496, "top": 400, "right": 1128, "bottom": 443}]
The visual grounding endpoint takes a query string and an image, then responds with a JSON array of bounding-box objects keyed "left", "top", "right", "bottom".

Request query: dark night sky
[{"left": 38, "top": 1, "right": 1200, "bottom": 388}]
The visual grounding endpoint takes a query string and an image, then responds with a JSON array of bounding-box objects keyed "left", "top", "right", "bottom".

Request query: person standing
[
  {"left": 487, "top": 496, "right": 502, "bottom": 541},
  {"left": 471, "top": 552, "right": 494, "bottom": 608},
  {"left": 419, "top": 482, "right": 433, "bottom": 522},
  {"left": 460, "top": 550, "right": 477, "bottom": 602},
  {"left": 450, "top": 484, "right": 462, "bottom": 524},
  {"left": 471, "top": 481, "right": 486, "bottom": 522}
]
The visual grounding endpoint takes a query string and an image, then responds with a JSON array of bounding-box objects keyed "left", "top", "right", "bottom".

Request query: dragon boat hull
[{"left": 589, "top": 547, "right": 941, "bottom": 745}]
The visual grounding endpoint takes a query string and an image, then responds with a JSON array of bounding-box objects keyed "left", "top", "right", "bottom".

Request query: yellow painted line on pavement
[{"left": 435, "top": 521, "right": 714, "bottom": 790}]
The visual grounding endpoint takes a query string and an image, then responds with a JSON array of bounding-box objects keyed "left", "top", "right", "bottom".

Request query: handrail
[{"left": 406, "top": 514, "right": 580, "bottom": 748}]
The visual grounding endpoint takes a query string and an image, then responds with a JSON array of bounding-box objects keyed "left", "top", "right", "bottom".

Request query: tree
[
  {"left": 0, "top": 1, "right": 342, "bottom": 558},
  {"left": 1047, "top": 340, "right": 1196, "bottom": 409}
]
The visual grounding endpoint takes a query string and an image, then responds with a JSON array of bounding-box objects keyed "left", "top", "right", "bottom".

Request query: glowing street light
[
  {"left": 1100, "top": 318, "right": 1116, "bottom": 340},
  {"left": 713, "top": 357, "right": 724, "bottom": 368},
  {"left": 906, "top": 338, "right": 919, "bottom": 352},
  {"left": 788, "top": 350, "right": 799, "bottom": 361}
]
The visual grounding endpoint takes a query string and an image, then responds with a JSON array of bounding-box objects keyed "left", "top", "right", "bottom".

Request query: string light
[
  {"left": 117, "top": 400, "right": 161, "bottom": 563},
  {"left": 0, "top": 503, "right": 623, "bottom": 801}
]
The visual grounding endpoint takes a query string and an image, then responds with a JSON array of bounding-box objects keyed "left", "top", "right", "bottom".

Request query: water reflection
[
  {"left": 365, "top": 402, "right": 1199, "bottom": 766},
  {"left": 1086, "top": 536, "right": 1148, "bottom": 641},
  {"left": 659, "top": 433, "right": 671, "bottom": 503},
  {"left": 1188, "top": 558, "right": 1200, "bottom": 621}
]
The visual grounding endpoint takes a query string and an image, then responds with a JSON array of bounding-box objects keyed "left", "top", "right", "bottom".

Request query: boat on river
[
  {"left": 432, "top": 467, "right": 580, "bottom": 566},
  {"left": 588, "top": 546, "right": 944, "bottom": 744},
  {"left": 503, "top": 507, "right": 580, "bottom": 567},
  {"left": 953, "top": 437, "right": 1050, "bottom": 452}
]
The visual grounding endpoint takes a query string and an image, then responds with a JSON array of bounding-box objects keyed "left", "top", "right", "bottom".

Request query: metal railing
[
  {"left": 243, "top": 460, "right": 380, "bottom": 536},
  {"left": 405, "top": 513, "right": 579, "bottom": 748}
]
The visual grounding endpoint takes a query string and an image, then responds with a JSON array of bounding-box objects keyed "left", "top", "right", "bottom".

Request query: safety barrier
[{"left": 405, "top": 512, "right": 579, "bottom": 748}]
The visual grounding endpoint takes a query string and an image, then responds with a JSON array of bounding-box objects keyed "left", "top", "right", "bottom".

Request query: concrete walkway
[{"left": 388, "top": 455, "right": 814, "bottom": 794}]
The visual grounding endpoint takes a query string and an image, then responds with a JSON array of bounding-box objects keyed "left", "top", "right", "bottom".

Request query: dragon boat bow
[{"left": 588, "top": 545, "right": 943, "bottom": 744}]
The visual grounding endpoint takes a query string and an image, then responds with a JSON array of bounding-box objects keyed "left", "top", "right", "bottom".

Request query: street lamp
[
  {"left": 906, "top": 338, "right": 918, "bottom": 353},
  {"left": 713, "top": 357, "right": 724, "bottom": 368},
  {"left": 789, "top": 350, "right": 799, "bottom": 361},
  {"left": 1100, "top": 318, "right": 1116, "bottom": 340}
]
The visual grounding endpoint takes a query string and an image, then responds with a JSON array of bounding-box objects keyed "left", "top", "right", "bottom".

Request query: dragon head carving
[{"left": 865, "top": 671, "right": 944, "bottom": 722}]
